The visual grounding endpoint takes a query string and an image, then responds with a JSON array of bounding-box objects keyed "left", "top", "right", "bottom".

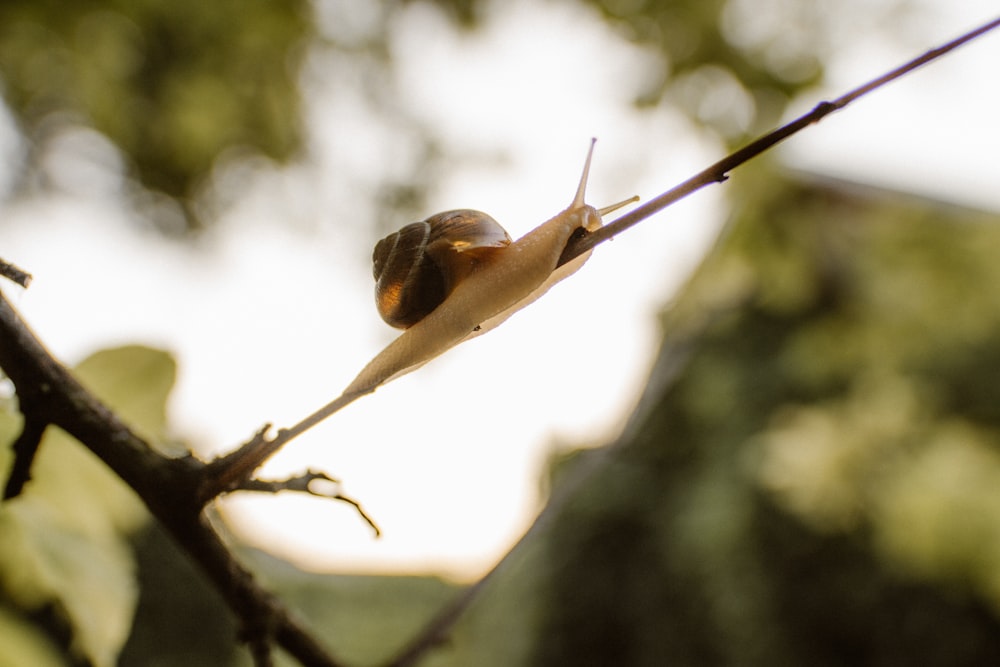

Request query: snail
[
  {"left": 341, "top": 139, "right": 636, "bottom": 399},
  {"left": 214, "top": 141, "right": 630, "bottom": 495}
]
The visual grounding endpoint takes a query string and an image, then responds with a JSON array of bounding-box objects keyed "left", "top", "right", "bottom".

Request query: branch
[
  {"left": 201, "top": 391, "right": 367, "bottom": 500},
  {"left": 0, "top": 291, "right": 347, "bottom": 667},
  {"left": 234, "top": 470, "right": 382, "bottom": 537},
  {"left": 558, "top": 14, "right": 1000, "bottom": 267}
]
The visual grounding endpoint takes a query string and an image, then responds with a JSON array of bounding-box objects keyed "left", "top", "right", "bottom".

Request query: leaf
[
  {"left": 0, "top": 345, "right": 178, "bottom": 667},
  {"left": 0, "top": 502, "right": 138, "bottom": 667},
  {"left": 74, "top": 344, "right": 178, "bottom": 453},
  {"left": 0, "top": 605, "right": 68, "bottom": 667}
]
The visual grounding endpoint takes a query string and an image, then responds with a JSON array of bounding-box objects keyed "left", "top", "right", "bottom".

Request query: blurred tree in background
[
  {"left": 0, "top": 0, "right": 840, "bottom": 235},
  {"left": 3, "top": 0, "right": 1000, "bottom": 665},
  {"left": 0, "top": 0, "right": 310, "bottom": 233},
  {"left": 513, "top": 168, "right": 1000, "bottom": 666}
]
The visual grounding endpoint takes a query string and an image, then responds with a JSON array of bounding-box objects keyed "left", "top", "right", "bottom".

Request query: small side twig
[
  {"left": 0, "top": 257, "right": 33, "bottom": 288},
  {"left": 2, "top": 415, "right": 46, "bottom": 499},
  {"left": 201, "top": 391, "right": 368, "bottom": 500},
  {"left": 200, "top": 423, "right": 273, "bottom": 500},
  {"left": 235, "top": 470, "right": 382, "bottom": 537}
]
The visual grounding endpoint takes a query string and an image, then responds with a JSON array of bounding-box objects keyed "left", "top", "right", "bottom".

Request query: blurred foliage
[
  {"left": 66, "top": 173, "right": 1000, "bottom": 667},
  {"left": 503, "top": 168, "right": 1000, "bottom": 666},
  {"left": 427, "top": 0, "right": 872, "bottom": 141},
  {"left": 249, "top": 552, "right": 458, "bottom": 667},
  {"left": 118, "top": 522, "right": 243, "bottom": 667},
  {"left": 0, "top": 0, "right": 857, "bottom": 235},
  {"left": 584, "top": 0, "right": 824, "bottom": 139},
  {"left": 122, "top": 524, "right": 460, "bottom": 667},
  {"left": 6, "top": 2, "right": 993, "bottom": 666},
  {"left": 0, "top": 0, "right": 311, "bottom": 232},
  {"left": 0, "top": 346, "right": 173, "bottom": 666}
]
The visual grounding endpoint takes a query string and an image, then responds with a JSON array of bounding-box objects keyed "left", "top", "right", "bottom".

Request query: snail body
[{"left": 342, "top": 139, "right": 629, "bottom": 398}]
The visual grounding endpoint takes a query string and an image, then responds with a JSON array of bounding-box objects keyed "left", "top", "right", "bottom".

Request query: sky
[{"left": 2, "top": 0, "right": 999, "bottom": 581}]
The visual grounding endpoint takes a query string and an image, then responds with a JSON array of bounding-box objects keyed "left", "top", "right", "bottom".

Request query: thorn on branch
[
  {"left": 244, "top": 629, "right": 276, "bottom": 667},
  {"left": 3, "top": 417, "right": 47, "bottom": 500},
  {"left": 0, "top": 258, "right": 33, "bottom": 289},
  {"left": 234, "top": 590, "right": 288, "bottom": 667},
  {"left": 235, "top": 470, "right": 382, "bottom": 537}
]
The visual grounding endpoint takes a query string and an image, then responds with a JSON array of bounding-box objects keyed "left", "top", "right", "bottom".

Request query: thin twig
[
  {"left": 2, "top": 416, "right": 46, "bottom": 499},
  {"left": 201, "top": 391, "right": 367, "bottom": 500},
  {"left": 235, "top": 470, "right": 382, "bottom": 537},
  {"left": 559, "top": 14, "right": 1000, "bottom": 266}
]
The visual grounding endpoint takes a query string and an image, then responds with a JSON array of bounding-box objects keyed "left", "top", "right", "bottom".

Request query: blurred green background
[{"left": 2, "top": 0, "right": 1000, "bottom": 665}]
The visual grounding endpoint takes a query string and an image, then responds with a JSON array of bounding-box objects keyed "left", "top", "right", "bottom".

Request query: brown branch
[
  {"left": 0, "top": 291, "right": 347, "bottom": 667},
  {"left": 200, "top": 390, "right": 368, "bottom": 500}
]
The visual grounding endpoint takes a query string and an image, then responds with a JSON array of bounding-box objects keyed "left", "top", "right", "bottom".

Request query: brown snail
[{"left": 341, "top": 139, "right": 635, "bottom": 398}]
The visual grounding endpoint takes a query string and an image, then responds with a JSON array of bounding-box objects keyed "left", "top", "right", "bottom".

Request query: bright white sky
[{"left": 2, "top": 0, "right": 998, "bottom": 581}]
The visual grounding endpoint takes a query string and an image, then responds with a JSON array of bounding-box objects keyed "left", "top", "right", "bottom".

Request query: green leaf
[
  {"left": 75, "top": 344, "right": 181, "bottom": 456},
  {"left": 0, "top": 605, "right": 68, "bottom": 667},
  {"left": 0, "top": 345, "right": 178, "bottom": 667}
]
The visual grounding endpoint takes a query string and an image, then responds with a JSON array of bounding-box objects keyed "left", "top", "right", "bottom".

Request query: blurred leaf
[
  {"left": 74, "top": 344, "right": 180, "bottom": 455},
  {"left": 0, "top": 345, "right": 178, "bottom": 666},
  {"left": 873, "top": 422, "right": 1000, "bottom": 591},
  {"left": 245, "top": 548, "right": 457, "bottom": 666},
  {"left": 0, "top": 501, "right": 138, "bottom": 667},
  {"left": 0, "top": 605, "right": 67, "bottom": 667},
  {"left": 119, "top": 523, "right": 239, "bottom": 667}
]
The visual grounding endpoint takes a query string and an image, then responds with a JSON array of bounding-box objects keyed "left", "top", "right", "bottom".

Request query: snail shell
[{"left": 373, "top": 210, "right": 511, "bottom": 329}]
